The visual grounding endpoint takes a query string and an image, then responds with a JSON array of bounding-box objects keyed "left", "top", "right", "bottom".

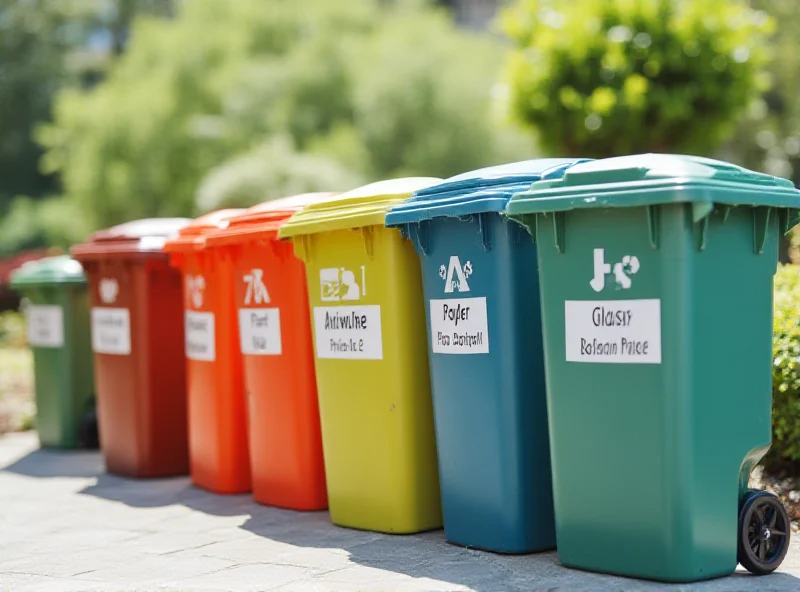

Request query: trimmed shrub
[{"left": 769, "top": 264, "right": 800, "bottom": 469}]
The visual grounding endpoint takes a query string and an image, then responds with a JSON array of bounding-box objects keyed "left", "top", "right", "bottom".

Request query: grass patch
[{"left": 0, "top": 346, "right": 35, "bottom": 434}]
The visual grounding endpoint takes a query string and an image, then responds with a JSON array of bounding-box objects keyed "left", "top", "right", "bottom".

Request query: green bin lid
[
  {"left": 9, "top": 255, "right": 86, "bottom": 288},
  {"left": 278, "top": 177, "right": 442, "bottom": 238},
  {"left": 506, "top": 154, "right": 800, "bottom": 218}
]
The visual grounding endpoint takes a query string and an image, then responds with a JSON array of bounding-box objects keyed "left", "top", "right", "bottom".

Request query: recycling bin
[
  {"left": 278, "top": 178, "right": 443, "bottom": 533},
  {"left": 385, "top": 159, "right": 588, "bottom": 553},
  {"left": 164, "top": 209, "right": 252, "bottom": 494},
  {"left": 205, "top": 193, "right": 334, "bottom": 509},
  {"left": 9, "top": 255, "right": 96, "bottom": 449},
  {"left": 505, "top": 154, "right": 800, "bottom": 581},
  {"left": 71, "top": 218, "right": 191, "bottom": 478}
]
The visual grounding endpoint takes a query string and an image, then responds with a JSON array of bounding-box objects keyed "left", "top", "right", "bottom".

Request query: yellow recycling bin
[{"left": 279, "top": 177, "right": 443, "bottom": 534}]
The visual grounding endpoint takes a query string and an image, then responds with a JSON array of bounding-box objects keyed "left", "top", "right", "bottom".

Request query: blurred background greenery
[
  {"left": 0, "top": 0, "right": 797, "bottom": 257},
  {"left": 3, "top": 0, "right": 800, "bottom": 490}
]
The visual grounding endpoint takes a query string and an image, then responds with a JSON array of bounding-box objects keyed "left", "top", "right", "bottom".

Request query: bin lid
[
  {"left": 71, "top": 217, "right": 192, "bottom": 261},
  {"left": 506, "top": 154, "right": 800, "bottom": 217},
  {"left": 9, "top": 255, "right": 86, "bottom": 288},
  {"left": 163, "top": 209, "right": 245, "bottom": 253},
  {"left": 204, "top": 193, "right": 337, "bottom": 247},
  {"left": 278, "top": 177, "right": 442, "bottom": 238},
  {"left": 385, "top": 159, "right": 590, "bottom": 226}
]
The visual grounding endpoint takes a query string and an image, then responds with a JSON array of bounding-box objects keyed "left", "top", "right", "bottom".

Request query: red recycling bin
[{"left": 71, "top": 218, "right": 191, "bottom": 477}]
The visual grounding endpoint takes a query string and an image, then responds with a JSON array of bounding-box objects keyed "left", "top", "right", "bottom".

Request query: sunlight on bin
[
  {"left": 385, "top": 158, "right": 589, "bottom": 553},
  {"left": 279, "top": 178, "right": 443, "bottom": 534},
  {"left": 165, "top": 209, "right": 252, "bottom": 495},
  {"left": 204, "top": 193, "right": 336, "bottom": 510},
  {"left": 71, "top": 219, "right": 191, "bottom": 478},
  {"left": 506, "top": 154, "right": 800, "bottom": 581}
]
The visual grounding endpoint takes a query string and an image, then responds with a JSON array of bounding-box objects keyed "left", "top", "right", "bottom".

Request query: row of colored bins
[{"left": 11, "top": 154, "right": 800, "bottom": 583}]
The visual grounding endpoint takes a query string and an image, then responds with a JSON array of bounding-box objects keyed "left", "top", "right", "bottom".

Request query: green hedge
[{"left": 769, "top": 264, "right": 800, "bottom": 469}]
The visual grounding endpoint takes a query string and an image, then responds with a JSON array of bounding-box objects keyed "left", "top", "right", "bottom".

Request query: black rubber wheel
[
  {"left": 77, "top": 410, "right": 100, "bottom": 450},
  {"left": 738, "top": 490, "right": 791, "bottom": 575}
]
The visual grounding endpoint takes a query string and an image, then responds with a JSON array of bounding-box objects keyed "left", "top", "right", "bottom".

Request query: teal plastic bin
[
  {"left": 385, "top": 159, "right": 588, "bottom": 553},
  {"left": 506, "top": 154, "right": 800, "bottom": 581}
]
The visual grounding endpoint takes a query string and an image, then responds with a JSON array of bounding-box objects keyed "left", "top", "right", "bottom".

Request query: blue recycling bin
[{"left": 385, "top": 159, "right": 589, "bottom": 553}]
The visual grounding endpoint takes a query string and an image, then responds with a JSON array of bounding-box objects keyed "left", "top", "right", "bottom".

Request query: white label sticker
[
  {"left": 313, "top": 305, "right": 382, "bottom": 359},
  {"left": 91, "top": 307, "right": 131, "bottom": 355},
  {"left": 26, "top": 305, "right": 64, "bottom": 348},
  {"left": 429, "top": 297, "right": 489, "bottom": 354},
  {"left": 565, "top": 299, "right": 661, "bottom": 364},
  {"left": 238, "top": 308, "right": 282, "bottom": 355},
  {"left": 185, "top": 311, "right": 215, "bottom": 361}
]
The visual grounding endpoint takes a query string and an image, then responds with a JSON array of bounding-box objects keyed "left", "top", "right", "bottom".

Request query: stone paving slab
[{"left": 1, "top": 431, "right": 800, "bottom": 591}]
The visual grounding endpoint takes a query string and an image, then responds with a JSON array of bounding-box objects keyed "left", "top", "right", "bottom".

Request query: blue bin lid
[{"left": 385, "top": 158, "right": 591, "bottom": 226}]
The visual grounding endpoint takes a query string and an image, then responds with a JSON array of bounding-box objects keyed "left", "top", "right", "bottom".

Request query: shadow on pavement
[
  {"left": 2, "top": 443, "right": 255, "bottom": 518},
  {"left": 5, "top": 444, "right": 800, "bottom": 591},
  {"left": 1, "top": 446, "right": 103, "bottom": 479},
  {"left": 79, "top": 472, "right": 256, "bottom": 518},
  {"left": 238, "top": 509, "right": 800, "bottom": 592}
]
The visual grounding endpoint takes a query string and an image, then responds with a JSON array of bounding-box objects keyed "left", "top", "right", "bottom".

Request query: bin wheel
[
  {"left": 738, "top": 490, "right": 791, "bottom": 575},
  {"left": 78, "top": 410, "right": 99, "bottom": 450}
]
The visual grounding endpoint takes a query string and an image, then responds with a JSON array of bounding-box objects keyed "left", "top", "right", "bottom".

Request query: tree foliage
[
  {"left": 39, "top": 0, "right": 529, "bottom": 225},
  {"left": 723, "top": 0, "right": 800, "bottom": 183},
  {"left": 196, "top": 137, "right": 363, "bottom": 213},
  {"left": 0, "top": 0, "right": 176, "bottom": 205},
  {"left": 0, "top": 0, "right": 99, "bottom": 202},
  {"left": 0, "top": 195, "right": 91, "bottom": 257},
  {"left": 500, "top": 0, "right": 773, "bottom": 158}
]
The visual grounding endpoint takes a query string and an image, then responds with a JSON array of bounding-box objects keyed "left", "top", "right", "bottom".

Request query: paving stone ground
[{"left": 1, "top": 432, "right": 800, "bottom": 592}]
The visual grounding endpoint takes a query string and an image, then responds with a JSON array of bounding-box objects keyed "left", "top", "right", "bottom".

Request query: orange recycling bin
[
  {"left": 164, "top": 209, "right": 251, "bottom": 494},
  {"left": 71, "top": 218, "right": 191, "bottom": 478},
  {"left": 205, "top": 193, "right": 334, "bottom": 510}
]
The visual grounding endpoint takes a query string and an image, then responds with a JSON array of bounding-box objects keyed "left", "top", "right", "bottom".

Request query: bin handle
[
  {"left": 361, "top": 226, "right": 375, "bottom": 260},
  {"left": 753, "top": 206, "right": 771, "bottom": 255},
  {"left": 780, "top": 208, "right": 800, "bottom": 235},
  {"left": 477, "top": 213, "right": 491, "bottom": 252},
  {"left": 646, "top": 205, "right": 659, "bottom": 250},
  {"left": 292, "top": 236, "right": 312, "bottom": 263},
  {"left": 553, "top": 212, "right": 565, "bottom": 254},
  {"left": 414, "top": 221, "right": 430, "bottom": 257}
]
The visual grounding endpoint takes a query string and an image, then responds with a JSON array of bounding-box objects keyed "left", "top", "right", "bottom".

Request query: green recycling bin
[
  {"left": 506, "top": 154, "right": 800, "bottom": 582},
  {"left": 9, "top": 255, "right": 97, "bottom": 449}
]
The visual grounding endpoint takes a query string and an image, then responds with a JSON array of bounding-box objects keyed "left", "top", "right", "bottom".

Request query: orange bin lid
[
  {"left": 71, "top": 218, "right": 192, "bottom": 262},
  {"left": 205, "top": 193, "right": 337, "bottom": 248},
  {"left": 162, "top": 209, "right": 245, "bottom": 254}
]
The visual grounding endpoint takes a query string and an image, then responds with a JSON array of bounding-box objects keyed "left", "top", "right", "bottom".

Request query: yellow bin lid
[{"left": 277, "top": 177, "right": 442, "bottom": 238}]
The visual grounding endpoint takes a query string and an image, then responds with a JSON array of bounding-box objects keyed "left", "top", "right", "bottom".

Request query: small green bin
[
  {"left": 10, "top": 255, "right": 96, "bottom": 449},
  {"left": 506, "top": 154, "right": 800, "bottom": 582}
]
